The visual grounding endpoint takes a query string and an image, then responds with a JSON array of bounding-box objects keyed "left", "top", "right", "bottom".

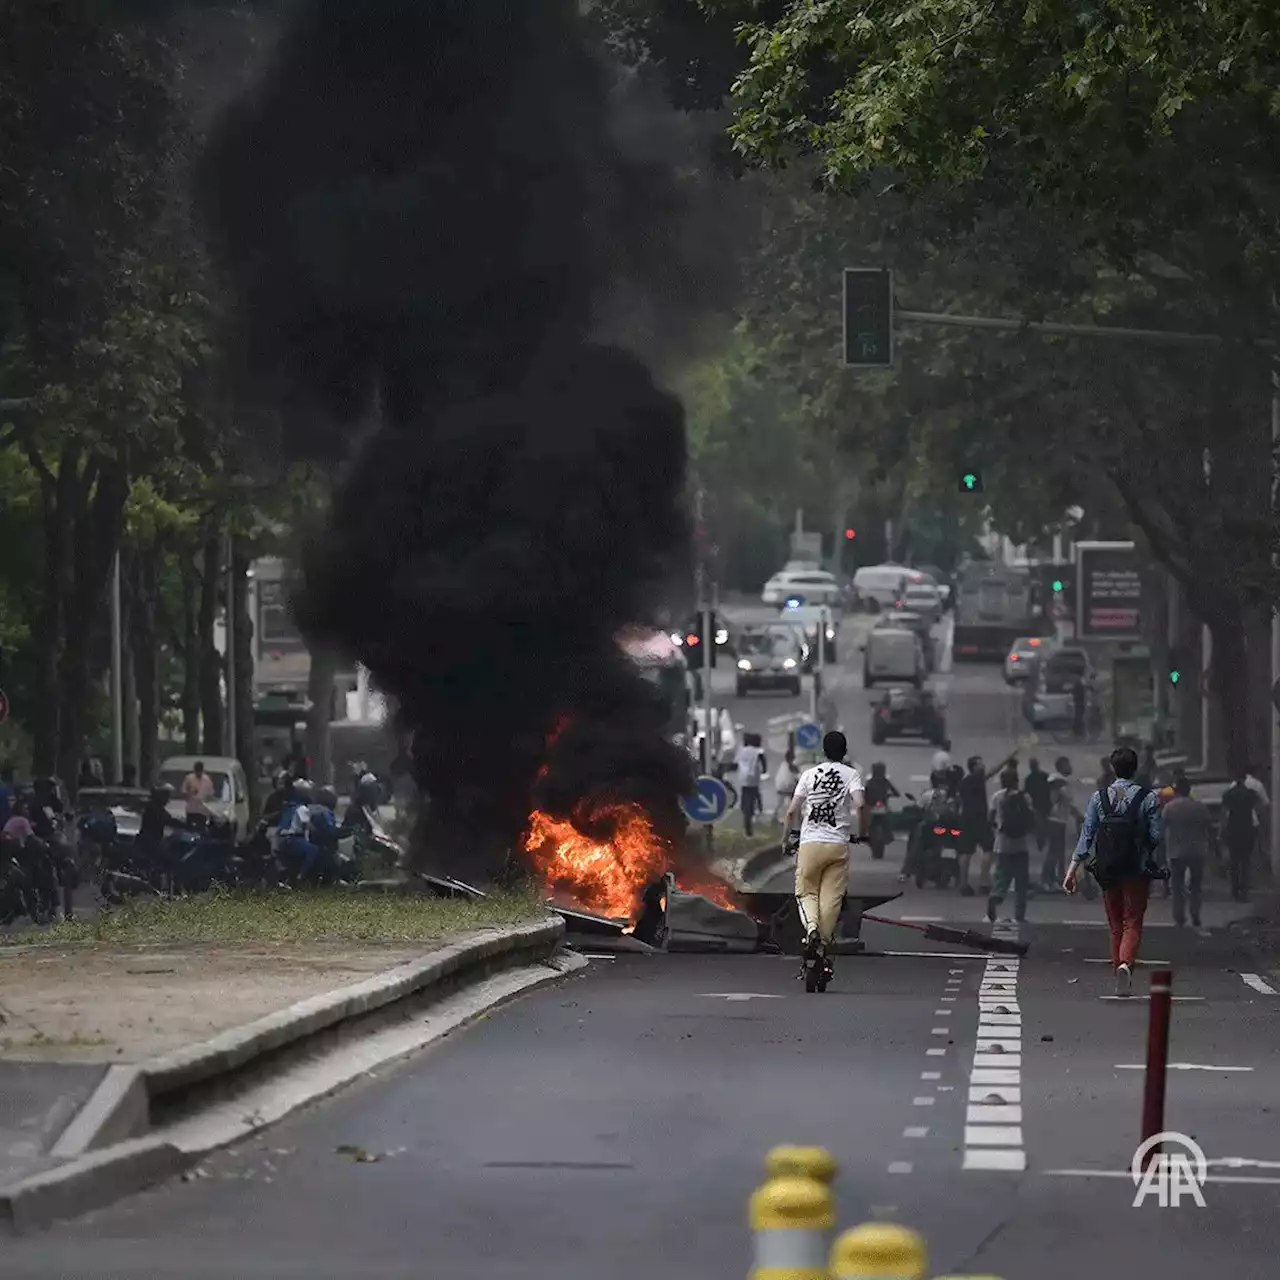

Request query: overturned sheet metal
[
  {"left": 664, "top": 888, "right": 762, "bottom": 953},
  {"left": 737, "top": 891, "right": 903, "bottom": 955},
  {"left": 550, "top": 901, "right": 630, "bottom": 937}
]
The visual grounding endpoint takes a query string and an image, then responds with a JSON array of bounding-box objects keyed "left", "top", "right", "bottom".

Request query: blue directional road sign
[
  {"left": 795, "top": 722, "right": 822, "bottom": 751},
  {"left": 682, "top": 774, "right": 730, "bottom": 825}
]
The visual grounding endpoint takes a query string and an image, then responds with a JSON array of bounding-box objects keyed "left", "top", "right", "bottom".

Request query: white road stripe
[
  {"left": 965, "top": 1126, "right": 1024, "bottom": 1146},
  {"left": 965, "top": 1149, "right": 1026, "bottom": 1171},
  {"left": 926, "top": 1048, "right": 947, "bottom": 1057},
  {"left": 1241, "top": 973, "right": 1278, "bottom": 995},
  {"left": 970, "top": 1085, "right": 1021, "bottom": 1103},
  {"left": 970, "top": 1068, "right": 1021, "bottom": 1085},
  {"left": 965, "top": 951, "right": 1026, "bottom": 1174},
  {"left": 903, "top": 1127, "right": 929, "bottom": 1139},
  {"left": 921, "top": 1071, "right": 942, "bottom": 1081},
  {"left": 1114, "top": 1063, "right": 1253, "bottom": 1072},
  {"left": 967, "top": 1104, "right": 1023, "bottom": 1124},
  {"left": 913, "top": 1096, "right": 936, "bottom": 1106},
  {"left": 931, "top": 1028, "right": 950, "bottom": 1036},
  {"left": 888, "top": 1162, "right": 914, "bottom": 1174},
  {"left": 1044, "top": 1169, "right": 1280, "bottom": 1185}
]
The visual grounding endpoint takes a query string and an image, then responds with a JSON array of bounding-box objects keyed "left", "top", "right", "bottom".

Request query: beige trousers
[{"left": 795, "top": 842, "right": 850, "bottom": 943}]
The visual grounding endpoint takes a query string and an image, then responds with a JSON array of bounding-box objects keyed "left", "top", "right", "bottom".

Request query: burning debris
[{"left": 200, "top": 0, "right": 721, "bottom": 885}]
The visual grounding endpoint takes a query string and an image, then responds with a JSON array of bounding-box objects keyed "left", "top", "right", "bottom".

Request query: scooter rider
[
  {"left": 342, "top": 772, "right": 381, "bottom": 834},
  {"left": 277, "top": 779, "right": 323, "bottom": 884},
  {"left": 864, "top": 762, "right": 900, "bottom": 808},
  {"left": 784, "top": 731, "right": 867, "bottom": 986}
]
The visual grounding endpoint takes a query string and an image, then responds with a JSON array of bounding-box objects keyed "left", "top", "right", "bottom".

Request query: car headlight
[
  {"left": 737, "top": 659, "right": 752, "bottom": 671},
  {"left": 783, "top": 658, "right": 797, "bottom": 669}
]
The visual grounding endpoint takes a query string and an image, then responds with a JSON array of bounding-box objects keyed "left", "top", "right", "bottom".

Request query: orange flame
[
  {"left": 672, "top": 870, "right": 740, "bottom": 912},
  {"left": 524, "top": 803, "right": 668, "bottom": 920}
]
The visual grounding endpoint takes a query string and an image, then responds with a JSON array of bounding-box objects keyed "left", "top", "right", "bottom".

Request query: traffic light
[
  {"left": 959, "top": 470, "right": 985, "bottom": 494},
  {"left": 1052, "top": 578, "right": 1064, "bottom": 594},
  {"left": 844, "top": 527, "right": 856, "bottom": 541},
  {"left": 684, "top": 612, "right": 719, "bottom": 667},
  {"left": 842, "top": 268, "right": 895, "bottom": 367},
  {"left": 1168, "top": 646, "right": 1188, "bottom": 687}
]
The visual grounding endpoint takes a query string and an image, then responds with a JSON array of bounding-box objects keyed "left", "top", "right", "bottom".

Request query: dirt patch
[{"left": 0, "top": 942, "right": 430, "bottom": 1064}]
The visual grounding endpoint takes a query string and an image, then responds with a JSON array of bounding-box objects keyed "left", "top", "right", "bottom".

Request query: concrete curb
[{"left": 0, "top": 915, "right": 568, "bottom": 1234}]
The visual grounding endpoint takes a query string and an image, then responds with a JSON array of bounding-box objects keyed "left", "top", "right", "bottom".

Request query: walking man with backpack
[
  {"left": 1065, "top": 746, "right": 1164, "bottom": 995},
  {"left": 987, "top": 766, "right": 1035, "bottom": 924}
]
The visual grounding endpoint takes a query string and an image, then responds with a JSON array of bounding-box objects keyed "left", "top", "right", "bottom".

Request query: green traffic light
[
  {"left": 1052, "top": 579, "right": 1064, "bottom": 593},
  {"left": 963, "top": 474, "right": 976, "bottom": 489},
  {"left": 1169, "top": 670, "right": 1181, "bottom": 685}
]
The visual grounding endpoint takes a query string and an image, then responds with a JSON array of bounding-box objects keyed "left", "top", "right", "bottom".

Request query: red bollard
[{"left": 1140, "top": 968, "right": 1173, "bottom": 1170}]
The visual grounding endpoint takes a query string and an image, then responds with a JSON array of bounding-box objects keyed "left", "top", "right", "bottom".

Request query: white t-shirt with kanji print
[{"left": 794, "top": 761, "right": 865, "bottom": 845}]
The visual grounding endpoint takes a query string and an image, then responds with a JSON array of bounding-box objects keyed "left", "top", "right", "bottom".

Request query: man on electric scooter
[
  {"left": 277, "top": 779, "right": 326, "bottom": 886},
  {"left": 783, "top": 731, "right": 867, "bottom": 991}
]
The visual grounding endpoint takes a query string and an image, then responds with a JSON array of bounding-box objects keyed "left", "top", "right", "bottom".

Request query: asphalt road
[
  {"left": 8, "top": 622, "right": 1279, "bottom": 1277},
  {"left": 10, "top": 926, "right": 1279, "bottom": 1279}
]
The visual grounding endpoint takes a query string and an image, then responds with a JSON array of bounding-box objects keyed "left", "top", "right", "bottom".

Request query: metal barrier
[{"left": 752, "top": 1146, "right": 1004, "bottom": 1280}]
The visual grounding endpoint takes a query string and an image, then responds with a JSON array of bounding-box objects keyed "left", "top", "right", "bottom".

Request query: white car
[
  {"left": 761, "top": 567, "right": 842, "bottom": 608},
  {"left": 901, "top": 582, "right": 942, "bottom": 623},
  {"left": 1003, "top": 635, "right": 1054, "bottom": 685}
]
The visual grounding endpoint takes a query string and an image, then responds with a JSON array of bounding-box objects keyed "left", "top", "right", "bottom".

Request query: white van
[
  {"left": 762, "top": 567, "right": 842, "bottom": 608},
  {"left": 158, "top": 754, "right": 252, "bottom": 840},
  {"left": 863, "top": 627, "right": 925, "bottom": 689},
  {"left": 852, "top": 564, "right": 917, "bottom": 611}
]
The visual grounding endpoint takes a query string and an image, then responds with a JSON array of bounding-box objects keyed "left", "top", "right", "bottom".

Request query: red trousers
[{"left": 1102, "top": 877, "right": 1150, "bottom": 968}]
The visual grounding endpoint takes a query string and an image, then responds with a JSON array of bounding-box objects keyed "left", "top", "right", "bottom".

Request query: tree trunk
[
  {"left": 231, "top": 538, "right": 256, "bottom": 799},
  {"left": 304, "top": 647, "right": 337, "bottom": 786},
  {"left": 56, "top": 456, "right": 128, "bottom": 795},
  {"left": 1208, "top": 608, "right": 1251, "bottom": 776},
  {"left": 30, "top": 449, "right": 76, "bottom": 775},
  {"left": 132, "top": 543, "right": 160, "bottom": 784},
  {"left": 198, "top": 521, "right": 223, "bottom": 756},
  {"left": 180, "top": 549, "right": 200, "bottom": 752}
]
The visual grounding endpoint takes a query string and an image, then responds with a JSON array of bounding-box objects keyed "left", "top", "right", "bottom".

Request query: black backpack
[
  {"left": 1088, "top": 785, "right": 1150, "bottom": 888},
  {"left": 999, "top": 790, "right": 1034, "bottom": 840}
]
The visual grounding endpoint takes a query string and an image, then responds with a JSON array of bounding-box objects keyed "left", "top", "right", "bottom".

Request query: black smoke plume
[{"left": 200, "top": 0, "right": 713, "bottom": 879}]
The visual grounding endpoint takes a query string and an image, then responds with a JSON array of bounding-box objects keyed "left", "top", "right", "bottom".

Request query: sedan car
[
  {"left": 735, "top": 628, "right": 805, "bottom": 696},
  {"left": 877, "top": 608, "right": 934, "bottom": 670},
  {"left": 901, "top": 582, "right": 943, "bottom": 624},
  {"left": 1003, "top": 634, "right": 1054, "bottom": 684},
  {"left": 870, "top": 687, "right": 950, "bottom": 747},
  {"left": 762, "top": 568, "right": 842, "bottom": 608}
]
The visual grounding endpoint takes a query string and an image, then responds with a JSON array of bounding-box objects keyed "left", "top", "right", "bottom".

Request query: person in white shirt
[
  {"left": 771, "top": 749, "right": 799, "bottom": 826},
  {"left": 784, "top": 730, "right": 867, "bottom": 956},
  {"left": 734, "top": 733, "right": 767, "bottom": 837}
]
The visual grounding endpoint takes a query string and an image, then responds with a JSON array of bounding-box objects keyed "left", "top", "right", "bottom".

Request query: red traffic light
[
  {"left": 686, "top": 634, "right": 699, "bottom": 646},
  {"left": 844, "top": 528, "right": 856, "bottom": 540}
]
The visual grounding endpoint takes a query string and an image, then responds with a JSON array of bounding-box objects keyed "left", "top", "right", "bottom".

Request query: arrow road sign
[
  {"left": 682, "top": 775, "right": 730, "bottom": 825},
  {"left": 795, "top": 722, "right": 822, "bottom": 751}
]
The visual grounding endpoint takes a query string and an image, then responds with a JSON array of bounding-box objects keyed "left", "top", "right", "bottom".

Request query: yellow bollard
[
  {"left": 830, "top": 1223, "right": 927, "bottom": 1280},
  {"left": 766, "top": 1145, "right": 839, "bottom": 1186},
  {"left": 750, "top": 1172, "right": 835, "bottom": 1280}
]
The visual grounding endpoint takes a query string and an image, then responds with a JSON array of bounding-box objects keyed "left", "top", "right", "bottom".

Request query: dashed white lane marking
[
  {"left": 888, "top": 1162, "right": 914, "bottom": 1174},
  {"left": 931, "top": 1027, "right": 949, "bottom": 1035},
  {"left": 940, "top": 996, "right": 957, "bottom": 1003},
  {"left": 903, "top": 1127, "right": 929, "bottom": 1139},
  {"left": 921, "top": 1071, "right": 942, "bottom": 1081},
  {"left": 901, "top": 915, "right": 945, "bottom": 923},
  {"left": 1083, "top": 958, "right": 1169, "bottom": 965},
  {"left": 697, "top": 993, "right": 785, "bottom": 1001},
  {"left": 926, "top": 1047, "right": 947, "bottom": 1056},
  {"left": 934, "top": 1009, "right": 953, "bottom": 1016},
  {"left": 1241, "top": 973, "right": 1278, "bottom": 995},
  {"left": 913, "top": 1096, "right": 937, "bottom": 1107},
  {"left": 965, "top": 947, "right": 1025, "bottom": 1173}
]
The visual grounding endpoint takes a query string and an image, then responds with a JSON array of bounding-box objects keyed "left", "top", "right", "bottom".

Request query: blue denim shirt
[{"left": 1072, "top": 780, "right": 1163, "bottom": 863}]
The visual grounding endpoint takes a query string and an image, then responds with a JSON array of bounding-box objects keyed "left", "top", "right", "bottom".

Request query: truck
[{"left": 952, "top": 561, "right": 1050, "bottom": 661}]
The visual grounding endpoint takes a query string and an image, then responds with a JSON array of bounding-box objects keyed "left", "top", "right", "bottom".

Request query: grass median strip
[{"left": 1, "top": 886, "right": 550, "bottom": 948}]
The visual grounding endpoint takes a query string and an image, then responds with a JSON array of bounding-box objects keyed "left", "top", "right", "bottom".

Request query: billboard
[{"left": 1075, "top": 541, "right": 1142, "bottom": 639}]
